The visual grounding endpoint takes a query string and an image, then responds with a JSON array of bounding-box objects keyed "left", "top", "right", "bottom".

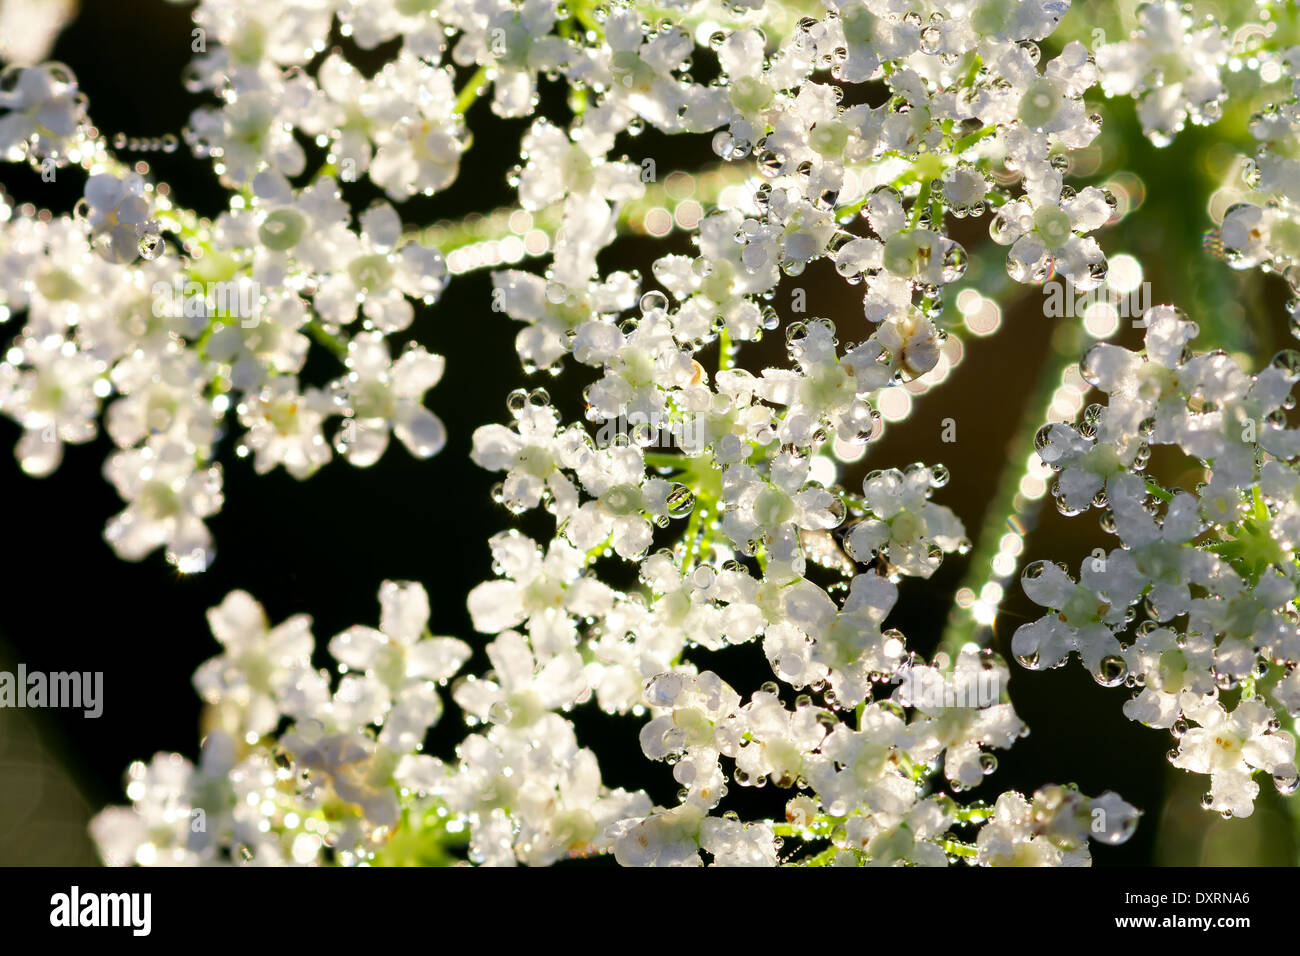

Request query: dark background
[{"left": 0, "top": 0, "right": 1296, "bottom": 865}]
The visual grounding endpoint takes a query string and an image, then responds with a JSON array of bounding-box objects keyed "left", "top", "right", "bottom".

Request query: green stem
[
  {"left": 718, "top": 326, "right": 734, "bottom": 372},
  {"left": 940, "top": 838, "right": 977, "bottom": 860},
  {"left": 568, "top": 0, "right": 601, "bottom": 35},
  {"left": 306, "top": 320, "right": 349, "bottom": 359},
  {"left": 453, "top": 66, "right": 491, "bottom": 116},
  {"left": 793, "top": 845, "right": 839, "bottom": 867},
  {"left": 1145, "top": 480, "right": 1173, "bottom": 503},
  {"left": 679, "top": 496, "right": 706, "bottom": 575},
  {"left": 936, "top": 322, "right": 1082, "bottom": 657},
  {"left": 418, "top": 162, "right": 754, "bottom": 268},
  {"left": 907, "top": 180, "right": 932, "bottom": 230},
  {"left": 952, "top": 124, "right": 997, "bottom": 154},
  {"left": 644, "top": 451, "right": 689, "bottom": 471}
]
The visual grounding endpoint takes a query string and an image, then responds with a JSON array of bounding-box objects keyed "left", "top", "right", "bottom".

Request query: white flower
[
  {"left": 467, "top": 531, "right": 613, "bottom": 652},
  {"left": 823, "top": 1, "right": 919, "bottom": 83},
  {"left": 843, "top": 464, "right": 966, "bottom": 578},
  {"left": 490, "top": 268, "right": 639, "bottom": 371},
  {"left": 329, "top": 581, "right": 471, "bottom": 751},
  {"left": 734, "top": 691, "right": 829, "bottom": 789},
  {"left": 368, "top": 57, "right": 466, "bottom": 199},
  {"left": 334, "top": 332, "right": 447, "bottom": 466},
  {"left": 1012, "top": 556, "right": 1137, "bottom": 677},
  {"left": 804, "top": 704, "right": 908, "bottom": 817},
  {"left": 900, "top": 650, "right": 1024, "bottom": 790},
  {"left": 611, "top": 804, "right": 706, "bottom": 867},
  {"left": 639, "top": 670, "right": 743, "bottom": 762},
  {"left": 460, "top": 1, "right": 572, "bottom": 119},
  {"left": 106, "top": 349, "right": 215, "bottom": 451},
  {"left": 103, "top": 439, "right": 223, "bottom": 572},
  {"left": 652, "top": 208, "right": 779, "bottom": 343},
  {"left": 566, "top": 445, "right": 678, "bottom": 560},
  {"left": 238, "top": 377, "right": 333, "bottom": 479},
  {"left": 83, "top": 172, "right": 154, "bottom": 264},
  {"left": 0, "top": 62, "right": 85, "bottom": 160},
  {"left": 279, "top": 721, "right": 402, "bottom": 834},
  {"left": 470, "top": 401, "right": 582, "bottom": 515},
  {"left": 975, "top": 785, "right": 1126, "bottom": 866},
  {"left": 193, "top": 590, "right": 318, "bottom": 739},
  {"left": 452, "top": 630, "right": 588, "bottom": 727},
  {"left": 185, "top": 88, "right": 307, "bottom": 185},
  {"left": 1096, "top": 1, "right": 1228, "bottom": 145},
  {"left": 700, "top": 816, "right": 778, "bottom": 866},
  {"left": 1120, "top": 626, "right": 1214, "bottom": 729},
  {"left": 0, "top": 335, "right": 101, "bottom": 475},
  {"left": 314, "top": 202, "right": 446, "bottom": 332},
  {"left": 1221, "top": 201, "right": 1300, "bottom": 273},
  {"left": 853, "top": 798, "right": 955, "bottom": 867},
  {"left": 90, "top": 732, "right": 246, "bottom": 866},
  {"left": 989, "top": 171, "right": 1110, "bottom": 289},
  {"left": 1171, "top": 697, "right": 1297, "bottom": 819}
]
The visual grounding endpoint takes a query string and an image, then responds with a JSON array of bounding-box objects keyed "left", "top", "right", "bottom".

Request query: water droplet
[
  {"left": 1021, "top": 560, "right": 1049, "bottom": 581},
  {"left": 639, "top": 290, "right": 668, "bottom": 315},
  {"left": 137, "top": 234, "right": 165, "bottom": 261},
  {"left": 1271, "top": 349, "right": 1300, "bottom": 381},
  {"left": 666, "top": 483, "right": 695, "bottom": 518},
  {"left": 941, "top": 242, "right": 967, "bottom": 282},
  {"left": 1093, "top": 655, "right": 1128, "bottom": 688}
]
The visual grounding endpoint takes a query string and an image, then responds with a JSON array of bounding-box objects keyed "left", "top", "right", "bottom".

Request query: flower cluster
[
  {"left": 1217, "top": 42, "right": 1300, "bottom": 291},
  {"left": 94, "top": 588, "right": 1137, "bottom": 866},
  {"left": 1018, "top": 306, "right": 1300, "bottom": 818},
  {"left": 1095, "top": 1, "right": 1229, "bottom": 146},
  {"left": 975, "top": 784, "right": 1139, "bottom": 866},
  {"left": 91, "top": 583, "right": 471, "bottom": 865},
  {"left": 19, "top": 0, "right": 1300, "bottom": 867},
  {"left": 0, "top": 64, "right": 450, "bottom": 571}
]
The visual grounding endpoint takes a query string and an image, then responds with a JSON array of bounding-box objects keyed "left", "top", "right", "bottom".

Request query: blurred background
[{"left": 0, "top": 0, "right": 1297, "bottom": 865}]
